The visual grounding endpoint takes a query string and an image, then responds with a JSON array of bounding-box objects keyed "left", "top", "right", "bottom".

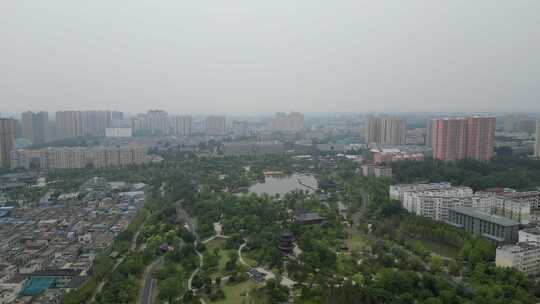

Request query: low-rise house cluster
[{"left": 0, "top": 178, "right": 145, "bottom": 302}]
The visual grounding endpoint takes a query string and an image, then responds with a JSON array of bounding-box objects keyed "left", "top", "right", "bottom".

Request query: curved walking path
[
  {"left": 201, "top": 234, "right": 230, "bottom": 244},
  {"left": 188, "top": 246, "right": 203, "bottom": 291},
  {"left": 238, "top": 241, "right": 251, "bottom": 267}
]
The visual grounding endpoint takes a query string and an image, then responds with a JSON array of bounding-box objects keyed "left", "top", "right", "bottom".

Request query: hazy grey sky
[{"left": 2, "top": 1, "right": 539, "bottom": 114}]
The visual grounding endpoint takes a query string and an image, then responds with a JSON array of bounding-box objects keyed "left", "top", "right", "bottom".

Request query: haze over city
[
  {"left": 2, "top": 0, "right": 540, "bottom": 114},
  {"left": 3, "top": 2, "right": 540, "bottom": 304}
]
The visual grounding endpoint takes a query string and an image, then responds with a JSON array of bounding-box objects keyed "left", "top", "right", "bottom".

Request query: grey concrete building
[{"left": 446, "top": 206, "right": 519, "bottom": 245}]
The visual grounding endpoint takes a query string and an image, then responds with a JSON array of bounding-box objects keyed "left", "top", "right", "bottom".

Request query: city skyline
[{"left": 2, "top": 0, "right": 540, "bottom": 114}]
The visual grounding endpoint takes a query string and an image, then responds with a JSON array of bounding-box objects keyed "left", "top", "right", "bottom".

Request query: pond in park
[{"left": 248, "top": 173, "right": 318, "bottom": 196}]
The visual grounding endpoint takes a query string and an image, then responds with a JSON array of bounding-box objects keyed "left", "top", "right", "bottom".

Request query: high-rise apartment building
[
  {"left": 519, "top": 119, "right": 536, "bottom": 134},
  {"left": 171, "top": 115, "right": 192, "bottom": 136},
  {"left": 270, "top": 112, "right": 304, "bottom": 132},
  {"left": 364, "top": 116, "right": 406, "bottom": 146},
  {"left": 129, "top": 114, "right": 146, "bottom": 134},
  {"left": 503, "top": 114, "right": 519, "bottom": 132},
  {"left": 364, "top": 115, "right": 382, "bottom": 144},
  {"left": 111, "top": 111, "right": 124, "bottom": 121},
  {"left": 145, "top": 110, "right": 169, "bottom": 135},
  {"left": 466, "top": 117, "right": 496, "bottom": 161},
  {"left": 432, "top": 118, "right": 468, "bottom": 161},
  {"left": 55, "top": 110, "right": 122, "bottom": 138},
  {"left": 55, "top": 111, "right": 85, "bottom": 138},
  {"left": 83, "top": 111, "right": 114, "bottom": 136},
  {"left": 0, "top": 118, "right": 16, "bottom": 168},
  {"left": 425, "top": 119, "right": 433, "bottom": 147},
  {"left": 33, "top": 112, "right": 49, "bottom": 145},
  {"left": 205, "top": 116, "right": 226, "bottom": 136},
  {"left": 21, "top": 111, "right": 49, "bottom": 145},
  {"left": 432, "top": 116, "right": 495, "bottom": 161},
  {"left": 535, "top": 121, "right": 540, "bottom": 158},
  {"left": 232, "top": 120, "right": 249, "bottom": 137},
  {"left": 381, "top": 117, "right": 406, "bottom": 145},
  {"left": 21, "top": 111, "right": 34, "bottom": 142}
]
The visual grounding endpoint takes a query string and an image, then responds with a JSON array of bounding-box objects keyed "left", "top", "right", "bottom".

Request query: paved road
[{"left": 140, "top": 257, "right": 163, "bottom": 304}]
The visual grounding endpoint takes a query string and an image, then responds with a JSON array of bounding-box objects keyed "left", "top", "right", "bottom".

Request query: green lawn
[
  {"left": 206, "top": 237, "right": 227, "bottom": 251},
  {"left": 211, "top": 281, "right": 258, "bottom": 304},
  {"left": 345, "top": 230, "right": 368, "bottom": 251},
  {"left": 241, "top": 251, "right": 259, "bottom": 267},
  {"left": 218, "top": 250, "right": 233, "bottom": 273}
]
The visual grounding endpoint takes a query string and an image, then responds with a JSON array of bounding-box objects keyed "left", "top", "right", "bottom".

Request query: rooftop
[
  {"left": 498, "top": 241, "right": 540, "bottom": 252},
  {"left": 295, "top": 212, "right": 323, "bottom": 223},
  {"left": 522, "top": 227, "right": 540, "bottom": 236},
  {"left": 449, "top": 206, "right": 519, "bottom": 227}
]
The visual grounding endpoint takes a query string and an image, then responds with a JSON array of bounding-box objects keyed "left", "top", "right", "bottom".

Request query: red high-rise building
[
  {"left": 466, "top": 117, "right": 496, "bottom": 161},
  {"left": 432, "top": 117, "right": 495, "bottom": 162}
]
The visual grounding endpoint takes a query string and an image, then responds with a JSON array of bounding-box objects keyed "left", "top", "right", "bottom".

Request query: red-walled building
[{"left": 432, "top": 117, "right": 495, "bottom": 161}]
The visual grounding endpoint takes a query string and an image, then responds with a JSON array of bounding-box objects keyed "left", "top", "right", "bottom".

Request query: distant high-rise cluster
[
  {"left": 55, "top": 110, "right": 124, "bottom": 138},
  {"left": 21, "top": 111, "right": 49, "bottom": 145},
  {"left": 205, "top": 115, "right": 227, "bottom": 136},
  {"left": 129, "top": 110, "right": 169, "bottom": 135},
  {"left": 270, "top": 112, "right": 304, "bottom": 132},
  {"left": 504, "top": 114, "right": 519, "bottom": 132},
  {"left": 145, "top": 110, "right": 169, "bottom": 135},
  {"left": 232, "top": 120, "right": 249, "bottom": 137},
  {"left": 431, "top": 116, "right": 496, "bottom": 161},
  {"left": 130, "top": 111, "right": 196, "bottom": 136},
  {"left": 0, "top": 118, "right": 16, "bottom": 168},
  {"left": 534, "top": 120, "right": 540, "bottom": 158},
  {"left": 519, "top": 119, "right": 537, "bottom": 134},
  {"left": 171, "top": 115, "right": 193, "bottom": 136},
  {"left": 364, "top": 116, "right": 407, "bottom": 146}
]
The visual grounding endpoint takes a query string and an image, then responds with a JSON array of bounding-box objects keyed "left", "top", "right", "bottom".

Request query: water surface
[{"left": 248, "top": 173, "right": 318, "bottom": 196}]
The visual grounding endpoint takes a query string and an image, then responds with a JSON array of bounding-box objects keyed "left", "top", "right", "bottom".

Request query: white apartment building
[
  {"left": 500, "top": 191, "right": 540, "bottom": 209},
  {"left": 361, "top": 164, "right": 392, "bottom": 178},
  {"left": 519, "top": 227, "right": 540, "bottom": 243},
  {"left": 471, "top": 192, "right": 498, "bottom": 212},
  {"left": 389, "top": 182, "right": 452, "bottom": 201},
  {"left": 402, "top": 187, "right": 473, "bottom": 221},
  {"left": 496, "top": 242, "right": 540, "bottom": 275},
  {"left": 170, "top": 115, "right": 192, "bottom": 136},
  {"left": 493, "top": 196, "right": 531, "bottom": 225},
  {"left": 391, "top": 183, "right": 534, "bottom": 224},
  {"left": 11, "top": 146, "right": 147, "bottom": 170}
]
